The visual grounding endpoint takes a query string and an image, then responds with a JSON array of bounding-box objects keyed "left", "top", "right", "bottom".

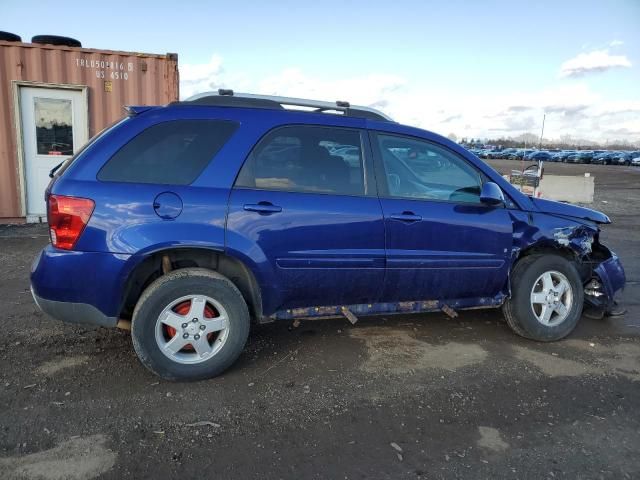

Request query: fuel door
[{"left": 153, "top": 192, "right": 183, "bottom": 220}]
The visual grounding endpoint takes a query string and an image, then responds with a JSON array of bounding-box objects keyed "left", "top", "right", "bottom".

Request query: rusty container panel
[{"left": 0, "top": 41, "right": 179, "bottom": 219}]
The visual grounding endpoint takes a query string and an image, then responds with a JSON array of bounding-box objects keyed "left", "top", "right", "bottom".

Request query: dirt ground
[{"left": 1, "top": 160, "right": 639, "bottom": 479}]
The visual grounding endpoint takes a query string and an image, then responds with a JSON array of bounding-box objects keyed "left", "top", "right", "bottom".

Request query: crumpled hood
[{"left": 531, "top": 197, "right": 611, "bottom": 224}]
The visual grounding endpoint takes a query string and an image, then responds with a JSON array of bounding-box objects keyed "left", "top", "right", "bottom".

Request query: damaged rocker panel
[{"left": 265, "top": 295, "right": 507, "bottom": 322}]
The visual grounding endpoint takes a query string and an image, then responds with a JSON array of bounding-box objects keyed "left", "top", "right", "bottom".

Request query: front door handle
[
  {"left": 243, "top": 202, "right": 282, "bottom": 214},
  {"left": 389, "top": 211, "right": 422, "bottom": 222}
]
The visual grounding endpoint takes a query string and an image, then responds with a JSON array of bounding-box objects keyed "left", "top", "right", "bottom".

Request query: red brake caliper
[{"left": 164, "top": 299, "right": 217, "bottom": 351}]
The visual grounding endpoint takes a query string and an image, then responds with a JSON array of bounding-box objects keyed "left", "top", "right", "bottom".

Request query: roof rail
[{"left": 176, "top": 89, "right": 393, "bottom": 122}]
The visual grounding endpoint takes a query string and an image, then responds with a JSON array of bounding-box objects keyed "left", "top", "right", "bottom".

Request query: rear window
[{"left": 97, "top": 120, "right": 238, "bottom": 185}]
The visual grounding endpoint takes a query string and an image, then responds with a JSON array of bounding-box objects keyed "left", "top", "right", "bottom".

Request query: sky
[{"left": 3, "top": 0, "right": 639, "bottom": 143}]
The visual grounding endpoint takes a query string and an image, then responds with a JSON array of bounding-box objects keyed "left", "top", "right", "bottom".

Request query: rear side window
[
  {"left": 235, "top": 125, "right": 365, "bottom": 195},
  {"left": 54, "top": 118, "right": 127, "bottom": 179},
  {"left": 98, "top": 120, "right": 238, "bottom": 185}
]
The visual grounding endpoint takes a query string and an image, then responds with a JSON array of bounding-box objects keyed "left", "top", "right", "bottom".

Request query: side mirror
[{"left": 480, "top": 182, "right": 505, "bottom": 207}]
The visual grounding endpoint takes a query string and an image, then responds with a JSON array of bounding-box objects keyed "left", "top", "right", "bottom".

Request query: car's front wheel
[
  {"left": 503, "top": 254, "right": 583, "bottom": 341},
  {"left": 132, "top": 268, "right": 250, "bottom": 381}
]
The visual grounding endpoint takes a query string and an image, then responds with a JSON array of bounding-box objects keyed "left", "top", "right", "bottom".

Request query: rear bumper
[
  {"left": 31, "top": 288, "right": 117, "bottom": 327},
  {"left": 30, "top": 245, "right": 130, "bottom": 327}
]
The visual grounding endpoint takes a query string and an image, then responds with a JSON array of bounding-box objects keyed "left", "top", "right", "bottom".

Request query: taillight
[{"left": 47, "top": 195, "right": 95, "bottom": 250}]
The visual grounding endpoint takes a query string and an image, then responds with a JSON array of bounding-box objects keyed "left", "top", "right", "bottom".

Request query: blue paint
[
  {"left": 31, "top": 103, "right": 626, "bottom": 324},
  {"left": 593, "top": 251, "right": 626, "bottom": 309},
  {"left": 153, "top": 191, "right": 183, "bottom": 220}
]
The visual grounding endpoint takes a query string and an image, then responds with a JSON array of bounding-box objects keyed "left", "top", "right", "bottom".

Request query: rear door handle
[
  {"left": 389, "top": 211, "right": 422, "bottom": 222},
  {"left": 243, "top": 202, "right": 282, "bottom": 214}
]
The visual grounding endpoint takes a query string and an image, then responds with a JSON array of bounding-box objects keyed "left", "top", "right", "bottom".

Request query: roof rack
[{"left": 175, "top": 89, "right": 393, "bottom": 122}]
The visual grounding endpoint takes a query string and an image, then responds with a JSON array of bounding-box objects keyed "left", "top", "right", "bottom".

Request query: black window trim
[
  {"left": 368, "top": 130, "right": 511, "bottom": 208},
  {"left": 96, "top": 118, "right": 240, "bottom": 186},
  {"left": 232, "top": 123, "right": 377, "bottom": 198}
]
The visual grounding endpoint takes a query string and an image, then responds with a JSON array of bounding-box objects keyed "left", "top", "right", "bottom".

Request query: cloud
[
  {"left": 559, "top": 49, "right": 632, "bottom": 77},
  {"left": 507, "top": 106, "right": 533, "bottom": 113},
  {"left": 609, "top": 40, "right": 624, "bottom": 47},
  {"left": 178, "top": 54, "right": 640, "bottom": 143},
  {"left": 256, "top": 68, "right": 405, "bottom": 108},
  {"left": 442, "top": 114, "right": 462, "bottom": 123},
  {"left": 180, "top": 55, "right": 225, "bottom": 98},
  {"left": 489, "top": 115, "right": 536, "bottom": 132},
  {"left": 544, "top": 104, "right": 590, "bottom": 115}
]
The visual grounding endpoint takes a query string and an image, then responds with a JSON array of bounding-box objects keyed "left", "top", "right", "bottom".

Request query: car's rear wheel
[
  {"left": 503, "top": 254, "right": 583, "bottom": 341},
  {"left": 132, "top": 268, "right": 250, "bottom": 381}
]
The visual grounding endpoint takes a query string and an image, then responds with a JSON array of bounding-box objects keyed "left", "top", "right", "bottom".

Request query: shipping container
[{"left": 0, "top": 39, "right": 179, "bottom": 222}]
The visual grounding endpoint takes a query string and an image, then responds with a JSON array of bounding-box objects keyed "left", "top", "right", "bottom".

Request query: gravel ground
[{"left": 0, "top": 160, "right": 639, "bottom": 479}]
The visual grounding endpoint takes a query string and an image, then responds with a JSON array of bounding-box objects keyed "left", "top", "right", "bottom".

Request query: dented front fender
[
  {"left": 551, "top": 224, "right": 595, "bottom": 256},
  {"left": 510, "top": 210, "right": 599, "bottom": 260}
]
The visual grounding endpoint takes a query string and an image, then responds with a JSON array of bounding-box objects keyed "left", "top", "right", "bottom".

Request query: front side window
[
  {"left": 235, "top": 125, "right": 365, "bottom": 196},
  {"left": 376, "top": 134, "right": 482, "bottom": 203},
  {"left": 98, "top": 120, "right": 238, "bottom": 185}
]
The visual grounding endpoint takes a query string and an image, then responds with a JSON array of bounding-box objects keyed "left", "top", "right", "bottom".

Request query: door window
[
  {"left": 376, "top": 134, "right": 483, "bottom": 203},
  {"left": 235, "top": 126, "right": 365, "bottom": 196},
  {"left": 34, "top": 97, "right": 74, "bottom": 155}
]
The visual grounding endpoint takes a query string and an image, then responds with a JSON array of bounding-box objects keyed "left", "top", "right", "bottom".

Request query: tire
[
  {"left": 132, "top": 268, "right": 250, "bottom": 381},
  {"left": 31, "top": 35, "right": 82, "bottom": 47},
  {"left": 0, "top": 31, "right": 21, "bottom": 42},
  {"left": 503, "top": 254, "right": 583, "bottom": 342}
]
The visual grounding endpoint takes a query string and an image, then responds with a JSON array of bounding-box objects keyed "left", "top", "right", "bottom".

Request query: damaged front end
[
  {"left": 515, "top": 198, "right": 626, "bottom": 314},
  {"left": 582, "top": 241, "right": 626, "bottom": 312},
  {"left": 549, "top": 220, "right": 625, "bottom": 313}
]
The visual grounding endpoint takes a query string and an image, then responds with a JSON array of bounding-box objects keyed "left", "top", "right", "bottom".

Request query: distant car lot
[
  {"left": 470, "top": 146, "right": 640, "bottom": 166},
  {"left": 0, "top": 159, "right": 638, "bottom": 479}
]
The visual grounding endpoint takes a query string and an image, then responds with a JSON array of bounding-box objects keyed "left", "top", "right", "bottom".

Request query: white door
[{"left": 19, "top": 86, "right": 88, "bottom": 221}]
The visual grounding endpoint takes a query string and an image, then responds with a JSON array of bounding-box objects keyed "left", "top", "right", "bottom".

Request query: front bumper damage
[{"left": 584, "top": 249, "right": 625, "bottom": 312}]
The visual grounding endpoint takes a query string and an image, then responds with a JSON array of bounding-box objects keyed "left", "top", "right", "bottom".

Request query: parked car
[
  {"left": 553, "top": 150, "right": 575, "bottom": 162},
  {"left": 526, "top": 151, "right": 552, "bottom": 161},
  {"left": 31, "top": 91, "right": 626, "bottom": 380},
  {"left": 494, "top": 148, "right": 518, "bottom": 159},
  {"left": 547, "top": 151, "right": 561, "bottom": 162},
  {"left": 591, "top": 152, "right": 616, "bottom": 165},
  {"left": 566, "top": 151, "right": 594, "bottom": 164},
  {"left": 611, "top": 152, "right": 632, "bottom": 166},
  {"left": 631, "top": 156, "right": 640, "bottom": 167}
]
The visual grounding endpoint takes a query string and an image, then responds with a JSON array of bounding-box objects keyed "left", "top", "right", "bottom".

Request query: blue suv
[{"left": 31, "top": 91, "right": 625, "bottom": 380}]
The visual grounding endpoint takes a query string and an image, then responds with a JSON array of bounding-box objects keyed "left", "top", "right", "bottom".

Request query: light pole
[{"left": 538, "top": 114, "right": 546, "bottom": 149}]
